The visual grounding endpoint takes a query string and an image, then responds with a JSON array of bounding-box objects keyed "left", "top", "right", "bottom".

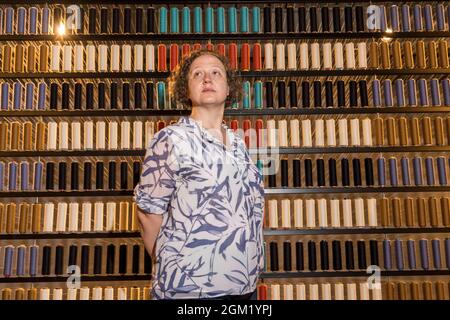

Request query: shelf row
[
  {"left": 0, "top": 201, "right": 139, "bottom": 234},
  {"left": 1, "top": 237, "right": 449, "bottom": 279},
  {"left": 0, "top": 146, "right": 450, "bottom": 160},
  {"left": 0, "top": 285, "right": 151, "bottom": 300},
  {"left": 2, "top": 32, "right": 450, "bottom": 42},
  {"left": 1, "top": 280, "right": 449, "bottom": 300},
  {"left": 0, "top": 242, "right": 152, "bottom": 277},
  {"left": 264, "top": 196, "right": 450, "bottom": 229},
  {"left": 1, "top": 156, "right": 450, "bottom": 191},
  {"left": 257, "top": 281, "right": 450, "bottom": 300},
  {"left": 2, "top": 229, "right": 450, "bottom": 240},
  {"left": 263, "top": 156, "right": 450, "bottom": 188},
  {"left": 1, "top": 3, "right": 449, "bottom": 35},
  {"left": 2, "top": 78, "right": 450, "bottom": 112},
  {"left": 264, "top": 238, "right": 450, "bottom": 272},
  {"left": 2, "top": 147, "right": 450, "bottom": 158},
  {"left": 0, "top": 0, "right": 426, "bottom": 3},
  {"left": 1, "top": 40, "right": 449, "bottom": 74},
  {"left": 3, "top": 116, "right": 450, "bottom": 152},
  {"left": 1, "top": 196, "right": 450, "bottom": 235},
  {"left": 1, "top": 107, "right": 449, "bottom": 118},
  {"left": 3, "top": 229, "right": 450, "bottom": 241},
  {"left": 0, "top": 160, "right": 140, "bottom": 192},
  {"left": 0, "top": 271, "right": 449, "bottom": 284},
  {"left": 1, "top": 188, "right": 450, "bottom": 198},
  {"left": 259, "top": 282, "right": 382, "bottom": 300},
  {"left": 1, "top": 70, "right": 449, "bottom": 80}
]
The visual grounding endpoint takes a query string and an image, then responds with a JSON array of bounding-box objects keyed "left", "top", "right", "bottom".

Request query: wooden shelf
[
  {"left": 1, "top": 69, "right": 449, "bottom": 79},
  {"left": 1, "top": 227, "right": 449, "bottom": 240},
  {"left": 1, "top": 146, "right": 449, "bottom": 158},
  {"left": 0, "top": 275, "right": 151, "bottom": 284},
  {"left": 1, "top": 107, "right": 449, "bottom": 118},
  {"left": 260, "top": 270, "right": 450, "bottom": 279},
  {"left": 1, "top": 187, "right": 450, "bottom": 198},
  {"left": 0, "top": 31, "right": 448, "bottom": 42}
]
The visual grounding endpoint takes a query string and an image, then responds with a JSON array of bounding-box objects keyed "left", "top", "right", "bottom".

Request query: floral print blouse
[{"left": 134, "top": 116, "right": 265, "bottom": 299}]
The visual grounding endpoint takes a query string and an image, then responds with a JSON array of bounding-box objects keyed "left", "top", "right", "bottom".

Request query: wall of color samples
[{"left": 0, "top": 1, "right": 450, "bottom": 300}]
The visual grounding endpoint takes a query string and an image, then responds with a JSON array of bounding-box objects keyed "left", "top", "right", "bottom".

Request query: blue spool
[
  {"left": 182, "top": 7, "right": 190, "bottom": 33},
  {"left": 254, "top": 81, "right": 263, "bottom": 109},
  {"left": 159, "top": 7, "right": 168, "bottom": 33},
  {"left": 240, "top": 7, "right": 249, "bottom": 32},
  {"left": 206, "top": 7, "right": 214, "bottom": 33},
  {"left": 228, "top": 7, "right": 237, "bottom": 33},
  {"left": 170, "top": 7, "right": 179, "bottom": 33},
  {"left": 217, "top": 7, "right": 225, "bottom": 33},
  {"left": 242, "top": 81, "right": 251, "bottom": 109},
  {"left": 157, "top": 82, "right": 166, "bottom": 109},
  {"left": 29, "top": 7, "right": 38, "bottom": 34},
  {"left": 252, "top": 7, "right": 261, "bottom": 33},
  {"left": 194, "top": 7, "right": 202, "bottom": 33},
  {"left": 42, "top": 7, "right": 50, "bottom": 34},
  {"left": 17, "top": 7, "right": 26, "bottom": 34}
]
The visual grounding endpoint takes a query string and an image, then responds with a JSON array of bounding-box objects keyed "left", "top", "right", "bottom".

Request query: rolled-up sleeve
[{"left": 134, "top": 129, "right": 179, "bottom": 214}]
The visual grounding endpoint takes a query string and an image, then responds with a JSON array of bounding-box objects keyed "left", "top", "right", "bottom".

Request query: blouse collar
[{"left": 178, "top": 116, "right": 239, "bottom": 155}]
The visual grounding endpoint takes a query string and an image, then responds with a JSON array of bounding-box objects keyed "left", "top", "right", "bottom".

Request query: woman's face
[{"left": 187, "top": 54, "right": 229, "bottom": 108}]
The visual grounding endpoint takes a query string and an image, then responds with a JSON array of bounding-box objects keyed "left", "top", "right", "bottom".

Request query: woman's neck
[
  {"left": 189, "top": 106, "right": 230, "bottom": 146},
  {"left": 189, "top": 106, "right": 224, "bottom": 131}
]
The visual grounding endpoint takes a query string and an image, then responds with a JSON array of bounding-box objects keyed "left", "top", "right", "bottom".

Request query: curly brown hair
[{"left": 168, "top": 49, "right": 242, "bottom": 109}]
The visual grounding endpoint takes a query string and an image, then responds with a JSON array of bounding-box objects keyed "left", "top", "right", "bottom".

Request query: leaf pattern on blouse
[{"left": 134, "top": 116, "right": 265, "bottom": 299}]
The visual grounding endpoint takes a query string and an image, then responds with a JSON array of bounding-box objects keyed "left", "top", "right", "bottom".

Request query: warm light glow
[
  {"left": 57, "top": 22, "right": 66, "bottom": 36},
  {"left": 385, "top": 28, "right": 393, "bottom": 33}
]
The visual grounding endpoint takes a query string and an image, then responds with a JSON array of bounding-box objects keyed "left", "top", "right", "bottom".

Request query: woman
[{"left": 134, "top": 50, "right": 265, "bottom": 300}]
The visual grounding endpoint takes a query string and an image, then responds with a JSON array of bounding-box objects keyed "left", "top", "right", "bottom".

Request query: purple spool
[
  {"left": 401, "top": 157, "right": 410, "bottom": 186},
  {"left": 419, "top": 239, "right": 430, "bottom": 270},
  {"left": 407, "top": 240, "right": 417, "bottom": 270},
  {"left": 383, "top": 240, "right": 392, "bottom": 270}
]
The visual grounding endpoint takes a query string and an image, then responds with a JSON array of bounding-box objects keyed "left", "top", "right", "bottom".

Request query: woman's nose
[{"left": 202, "top": 72, "right": 212, "bottom": 82}]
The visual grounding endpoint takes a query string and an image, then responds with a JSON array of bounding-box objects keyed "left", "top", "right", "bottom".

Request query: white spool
[
  {"left": 301, "top": 119, "right": 312, "bottom": 147},
  {"left": 98, "top": 45, "right": 108, "bottom": 72},
  {"left": 81, "top": 202, "right": 91, "bottom": 232},
  {"left": 62, "top": 45, "right": 72, "bottom": 72},
  {"left": 323, "top": 42, "right": 332, "bottom": 69},
  {"left": 121, "top": 121, "right": 131, "bottom": 149},
  {"left": 264, "top": 43, "right": 274, "bottom": 70},
  {"left": 276, "top": 43, "right": 285, "bottom": 70},
  {"left": 58, "top": 121, "right": 68, "bottom": 150},
  {"left": 83, "top": 121, "right": 94, "bottom": 150},
  {"left": 334, "top": 42, "right": 344, "bottom": 69},
  {"left": 338, "top": 119, "right": 349, "bottom": 146},
  {"left": 293, "top": 199, "right": 303, "bottom": 228},
  {"left": 287, "top": 43, "right": 297, "bottom": 70},
  {"left": 311, "top": 42, "right": 320, "bottom": 69},
  {"left": 55, "top": 202, "right": 67, "bottom": 232},
  {"left": 86, "top": 44, "right": 96, "bottom": 72},
  {"left": 71, "top": 122, "right": 81, "bottom": 150},
  {"left": 96, "top": 121, "right": 106, "bottom": 150},
  {"left": 134, "top": 45, "right": 144, "bottom": 72},
  {"left": 289, "top": 119, "right": 300, "bottom": 147},
  {"left": 326, "top": 119, "right": 336, "bottom": 146}
]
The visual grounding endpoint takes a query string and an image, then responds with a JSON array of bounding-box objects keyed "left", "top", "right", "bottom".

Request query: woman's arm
[{"left": 137, "top": 208, "right": 163, "bottom": 258}]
